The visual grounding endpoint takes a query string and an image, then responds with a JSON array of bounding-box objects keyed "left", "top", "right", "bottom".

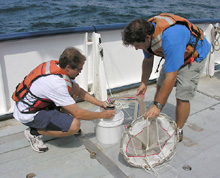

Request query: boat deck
[{"left": 1, "top": 72, "right": 220, "bottom": 178}]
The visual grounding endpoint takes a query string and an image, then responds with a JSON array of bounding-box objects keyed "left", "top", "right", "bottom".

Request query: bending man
[{"left": 122, "top": 13, "right": 210, "bottom": 141}]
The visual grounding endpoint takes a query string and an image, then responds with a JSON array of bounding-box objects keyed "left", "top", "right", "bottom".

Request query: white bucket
[{"left": 95, "top": 109, "right": 124, "bottom": 144}]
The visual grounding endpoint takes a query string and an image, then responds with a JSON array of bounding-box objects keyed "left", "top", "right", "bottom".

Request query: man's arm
[
  {"left": 136, "top": 56, "right": 154, "bottom": 96},
  {"left": 71, "top": 82, "right": 107, "bottom": 108},
  {"left": 61, "top": 82, "right": 115, "bottom": 119},
  {"left": 78, "top": 87, "right": 106, "bottom": 108},
  {"left": 63, "top": 103, "right": 115, "bottom": 120},
  {"left": 145, "top": 71, "right": 177, "bottom": 119},
  {"left": 155, "top": 71, "right": 177, "bottom": 105}
]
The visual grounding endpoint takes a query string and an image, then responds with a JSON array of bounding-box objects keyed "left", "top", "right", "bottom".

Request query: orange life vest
[
  {"left": 12, "top": 60, "right": 73, "bottom": 113},
  {"left": 147, "top": 13, "right": 204, "bottom": 65}
]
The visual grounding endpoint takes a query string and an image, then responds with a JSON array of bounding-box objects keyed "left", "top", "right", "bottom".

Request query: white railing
[{"left": 0, "top": 21, "right": 220, "bottom": 117}]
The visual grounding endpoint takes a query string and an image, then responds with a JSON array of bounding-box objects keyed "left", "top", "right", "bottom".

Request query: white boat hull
[{"left": 0, "top": 21, "right": 219, "bottom": 116}]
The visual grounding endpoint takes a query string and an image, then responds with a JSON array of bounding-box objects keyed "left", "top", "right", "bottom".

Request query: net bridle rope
[{"left": 98, "top": 36, "right": 178, "bottom": 177}]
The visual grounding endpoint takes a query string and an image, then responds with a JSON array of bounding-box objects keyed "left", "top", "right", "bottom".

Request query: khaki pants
[{"left": 157, "top": 58, "right": 207, "bottom": 101}]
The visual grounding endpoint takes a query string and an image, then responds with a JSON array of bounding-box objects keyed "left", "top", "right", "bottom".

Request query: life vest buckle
[{"left": 190, "top": 57, "right": 194, "bottom": 64}]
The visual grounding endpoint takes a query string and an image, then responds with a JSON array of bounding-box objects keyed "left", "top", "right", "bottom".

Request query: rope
[
  {"left": 98, "top": 38, "right": 160, "bottom": 176},
  {"left": 208, "top": 26, "right": 220, "bottom": 75},
  {"left": 98, "top": 33, "right": 177, "bottom": 177},
  {"left": 97, "top": 42, "right": 113, "bottom": 97},
  {"left": 154, "top": 118, "right": 178, "bottom": 178},
  {"left": 126, "top": 114, "right": 178, "bottom": 177},
  {"left": 98, "top": 36, "right": 145, "bottom": 128},
  {"left": 210, "top": 26, "right": 220, "bottom": 53},
  {"left": 143, "top": 117, "right": 161, "bottom": 177}
]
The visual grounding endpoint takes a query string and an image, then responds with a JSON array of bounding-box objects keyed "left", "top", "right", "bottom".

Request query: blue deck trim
[
  {"left": 1, "top": 19, "right": 220, "bottom": 42},
  {"left": 0, "top": 23, "right": 127, "bottom": 42},
  {"left": 190, "top": 19, "right": 220, "bottom": 24}
]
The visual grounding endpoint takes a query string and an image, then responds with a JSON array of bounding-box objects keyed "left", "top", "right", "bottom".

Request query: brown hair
[
  {"left": 122, "top": 19, "right": 154, "bottom": 46},
  {"left": 59, "top": 47, "right": 86, "bottom": 69}
]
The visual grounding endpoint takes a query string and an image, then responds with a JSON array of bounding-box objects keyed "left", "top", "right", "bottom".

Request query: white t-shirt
[{"left": 13, "top": 75, "right": 75, "bottom": 123}]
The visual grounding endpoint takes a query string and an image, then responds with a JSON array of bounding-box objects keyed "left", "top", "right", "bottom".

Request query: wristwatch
[{"left": 153, "top": 101, "right": 163, "bottom": 109}]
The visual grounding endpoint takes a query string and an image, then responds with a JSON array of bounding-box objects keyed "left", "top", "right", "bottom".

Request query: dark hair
[
  {"left": 122, "top": 19, "right": 154, "bottom": 46},
  {"left": 59, "top": 47, "right": 86, "bottom": 69}
]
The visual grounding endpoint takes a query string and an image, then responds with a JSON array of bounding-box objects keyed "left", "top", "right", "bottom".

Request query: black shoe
[{"left": 75, "top": 129, "right": 82, "bottom": 136}]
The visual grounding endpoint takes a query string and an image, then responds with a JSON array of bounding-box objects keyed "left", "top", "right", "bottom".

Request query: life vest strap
[
  {"left": 18, "top": 90, "right": 55, "bottom": 114},
  {"left": 183, "top": 34, "right": 200, "bottom": 67},
  {"left": 155, "top": 57, "right": 164, "bottom": 73}
]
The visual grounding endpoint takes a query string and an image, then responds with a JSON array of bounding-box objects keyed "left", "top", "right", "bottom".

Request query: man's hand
[
  {"left": 136, "top": 82, "right": 147, "bottom": 96},
  {"left": 136, "top": 56, "right": 153, "bottom": 97},
  {"left": 144, "top": 105, "right": 160, "bottom": 119},
  {"left": 99, "top": 101, "right": 107, "bottom": 108},
  {"left": 102, "top": 109, "right": 116, "bottom": 119}
]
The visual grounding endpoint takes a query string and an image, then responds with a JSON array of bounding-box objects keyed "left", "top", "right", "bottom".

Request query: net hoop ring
[{"left": 120, "top": 113, "right": 178, "bottom": 170}]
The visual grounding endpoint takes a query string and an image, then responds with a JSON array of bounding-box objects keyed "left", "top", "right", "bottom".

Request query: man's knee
[
  {"left": 68, "top": 119, "right": 81, "bottom": 135},
  {"left": 176, "top": 98, "right": 189, "bottom": 104}
]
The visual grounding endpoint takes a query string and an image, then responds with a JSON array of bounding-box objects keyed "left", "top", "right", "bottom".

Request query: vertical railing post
[{"left": 92, "top": 32, "right": 107, "bottom": 101}]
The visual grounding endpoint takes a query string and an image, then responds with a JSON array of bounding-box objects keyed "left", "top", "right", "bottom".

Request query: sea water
[{"left": 0, "top": 0, "right": 219, "bottom": 35}]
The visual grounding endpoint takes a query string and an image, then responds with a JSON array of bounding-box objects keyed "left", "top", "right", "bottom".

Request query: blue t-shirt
[{"left": 143, "top": 24, "right": 211, "bottom": 73}]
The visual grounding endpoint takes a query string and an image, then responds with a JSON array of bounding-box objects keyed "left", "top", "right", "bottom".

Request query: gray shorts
[
  {"left": 24, "top": 109, "right": 74, "bottom": 132},
  {"left": 157, "top": 58, "right": 207, "bottom": 101}
]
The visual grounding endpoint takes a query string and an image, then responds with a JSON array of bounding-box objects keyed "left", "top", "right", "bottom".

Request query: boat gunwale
[{"left": 0, "top": 19, "right": 220, "bottom": 42}]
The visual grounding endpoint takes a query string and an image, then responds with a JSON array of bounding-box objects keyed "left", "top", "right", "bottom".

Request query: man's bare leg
[
  {"left": 176, "top": 98, "right": 190, "bottom": 129},
  {"left": 38, "top": 118, "right": 81, "bottom": 137},
  {"left": 176, "top": 98, "right": 190, "bottom": 142}
]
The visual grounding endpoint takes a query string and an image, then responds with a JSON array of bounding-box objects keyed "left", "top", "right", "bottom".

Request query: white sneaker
[
  {"left": 24, "top": 128, "right": 48, "bottom": 153},
  {"left": 177, "top": 128, "right": 183, "bottom": 142}
]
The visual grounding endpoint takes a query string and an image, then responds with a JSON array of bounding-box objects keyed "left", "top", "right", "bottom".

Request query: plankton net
[{"left": 109, "top": 95, "right": 178, "bottom": 176}]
